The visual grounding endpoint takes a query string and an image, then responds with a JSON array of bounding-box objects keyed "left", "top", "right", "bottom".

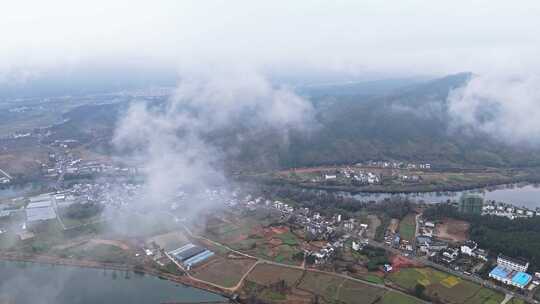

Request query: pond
[{"left": 0, "top": 261, "right": 225, "bottom": 304}]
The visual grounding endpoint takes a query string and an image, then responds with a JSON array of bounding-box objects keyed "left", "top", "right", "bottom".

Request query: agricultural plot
[
  {"left": 434, "top": 217, "right": 470, "bottom": 243},
  {"left": 245, "top": 264, "right": 396, "bottom": 304},
  {"left": 398, "top": 214, "right": 416, "bottom": 242},
  {"left": 380, "top": 291, "right": 423, "bottom": 304},
  {"left": 336, "top": 279, "right": 385, "bottom": 304},
  {"left": 297, "top": 272, "right": 344, "bottom": 301},
  {"left": 463, "top": 288, "right": 505, "bottom": 304},
  {"left": 60, "top": 241, "right": 133, "bottom": 264},
  {"left": 389, "top": 267, "right": 504, "bottom": 304},
  {"left": 192, "top": 256, "right": 257, "bottom": 288},
  {"left": 247, "top": 263, "right": 304, "bottom": 286}
]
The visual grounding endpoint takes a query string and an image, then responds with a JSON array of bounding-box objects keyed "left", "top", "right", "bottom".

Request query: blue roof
[
  {"left": 512, "top": 272, "right": 532, "bottom": 287},
  {"left": 489, "top": 266, "right": 510, "bottom": 279}
]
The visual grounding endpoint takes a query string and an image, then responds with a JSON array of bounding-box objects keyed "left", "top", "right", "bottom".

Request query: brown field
[
  {"left": 247, "top": 263, "right": 304, "bottom": 286},
  {"left": 192, "top": 256, "right": 257, "bottom": 288},
  {"left": 434, "top": 218, "right": 470, "bottom": 242}
]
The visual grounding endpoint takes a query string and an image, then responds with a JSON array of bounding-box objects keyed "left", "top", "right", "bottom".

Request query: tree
[{"left": 414, "top": 283, "right": 426, "bottom": 298}]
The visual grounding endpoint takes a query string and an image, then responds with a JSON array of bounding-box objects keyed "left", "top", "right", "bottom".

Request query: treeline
[
  {"left": 255, "top": 184, "right": 414, "bottom": 220},
  {"left": 424, "top": 203, "right": 540, "bottom": 272},
  {"left": 256, "top": 185, "right": 369, "bottom": 217}
]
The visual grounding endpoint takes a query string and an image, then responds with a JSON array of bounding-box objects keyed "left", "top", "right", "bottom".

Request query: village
[{"left": 2, "top": 160, "right": 540, "bottom": 303}]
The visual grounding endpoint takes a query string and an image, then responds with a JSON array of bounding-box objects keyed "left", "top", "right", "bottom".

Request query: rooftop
[
  {"left": 512, "top": 272, "right": 532, "bottom": 287},
  {"left": 490, "top": 266, "right": 510, "bottom": 279},
  {"left": 498, "top": 254, "right": 529, "bottom": 267},
  {"left": 27, "top": 201, "right": 52, "bottom": 209}
]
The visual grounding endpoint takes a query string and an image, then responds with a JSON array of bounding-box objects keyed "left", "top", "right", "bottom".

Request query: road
[{"left": 179, "top": 224, "right": 430, "bottom": 304}]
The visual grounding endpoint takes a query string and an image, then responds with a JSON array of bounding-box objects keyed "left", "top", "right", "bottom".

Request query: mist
[
  {"left": 2, "top": 1, "right": 540, "bottom": 93},
  {"left": 447, "top": 73, "right": 540, "bottom": 147},
  {"left": 112, "top": 67, "right": 315, "bottom": 218}
]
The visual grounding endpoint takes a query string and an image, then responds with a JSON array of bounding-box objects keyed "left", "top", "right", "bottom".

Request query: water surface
[{"left": 0, "top": 261, "right": 225, "bottom": 304}]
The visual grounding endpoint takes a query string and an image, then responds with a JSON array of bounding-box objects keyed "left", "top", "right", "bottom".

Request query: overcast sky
[{"left": 1, "top": 0, "right": 540, "bottom": 83}]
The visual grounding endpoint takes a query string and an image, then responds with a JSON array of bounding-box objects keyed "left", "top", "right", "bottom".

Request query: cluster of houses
[
  {"left": 416, "top": 220, "right": 489, "bottom": 263},
  {"left": 481, "top": 200, "right": 539, "bottom": 220},
  {"left": 226, "top": 192, "right": 370, "bottom": 265},
  {"left": 323, "top": 167, "right": 381, "bottom": 185},
  {"left": 358, "top": 160, "right": 431, "bottom": 170},
  {"left": 43, "top": 152, "right": 139, "bottom": 179}
]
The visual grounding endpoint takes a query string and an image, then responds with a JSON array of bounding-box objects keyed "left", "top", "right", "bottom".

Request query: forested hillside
[{"left": 51, "top": 73, "right": 540, "bottom": 170}]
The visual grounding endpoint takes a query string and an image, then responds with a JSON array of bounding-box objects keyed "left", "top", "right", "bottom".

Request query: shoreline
[
  {"left": 264, "top": 178, "right": 539, "bottom": 195},
  {"left": 0, "top": 252, "right": 233, "bottom": 301}
]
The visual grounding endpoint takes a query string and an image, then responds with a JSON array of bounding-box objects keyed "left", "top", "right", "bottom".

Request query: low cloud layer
[
  {"left": 113, "top": 68, "right": 315, "bottom": 213},
  {"left": 448, "top": 73, "right": 540, "bottom": 146}
]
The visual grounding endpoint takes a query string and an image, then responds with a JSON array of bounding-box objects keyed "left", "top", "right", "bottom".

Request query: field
[
  {"left": 380, "top": 291, "right": 423, "bottom": 304},
  {"left": 434, "top": 217, "right": 470, "bottom": 242},
  {"left": 58, "top": 239, "right": 134, "bottom": 264},
  {"left": 247, "top": 263, "right": 304, "bottom": 286},
  {"left": 244, "top": 263, "right": 390, "bottom": 304},
  {"left": 398, "top": 214, "right": 416, "bottom": 242},
  {"left": 298, "top": 272, "right": 385, "bottom": 303},
  {"left": 192, "top": 256, "right": 257, "bottom": 288},
  {"left": 203, "top": 212, "right": 304, "bottom": 265},
  {"left": 389, "top": 267, "right": 504, "bottom": 304}
]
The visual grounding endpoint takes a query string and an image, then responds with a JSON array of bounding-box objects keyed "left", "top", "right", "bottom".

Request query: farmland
[
  {"left": 201, "top": 211, "right": 304, "bottom": 266},
  {"left": 388, "top": 267, "right": 504, "bottom": 304},
  {"left": 380, "top": 291, "right": 423, "bottom": 304},
  {"left": 192, "top": 256, "right": 257, "bottom": 288},
  {"left": 398, "top": 213, "right": 416, "bottom": 242},
  {"left": 243, "top": 263, "right": 391, "bottom": 304}
]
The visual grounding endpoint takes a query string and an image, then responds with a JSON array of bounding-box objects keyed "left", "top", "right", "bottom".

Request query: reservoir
[
  {"left": 351, "top": 184, "right": 540, "bottom": 209},
  {"left": 0, "top": 261, "right": 225, "bottom": 304}
]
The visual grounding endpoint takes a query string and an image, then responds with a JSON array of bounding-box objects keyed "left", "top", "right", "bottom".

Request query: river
[
  {"left": 0, "top": 261, "right": 225, "bottom": 304},
  {"left": 350, "top": 184, "right": 540, "bottom": 209}
]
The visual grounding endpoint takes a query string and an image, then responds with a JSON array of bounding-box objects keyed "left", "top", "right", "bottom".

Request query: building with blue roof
[
  {"left": 489, "top": 265, "right": 532, "bottom": 288},
  {"left": 512, "top": 272, "right": 532, "bottom": 288}
]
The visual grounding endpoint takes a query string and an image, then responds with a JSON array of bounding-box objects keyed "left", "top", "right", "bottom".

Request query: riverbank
[
  {"left": 0, "top": 252, "right": 234, "bottom": 301},
  {"left": 263, "top": 176, "right": 540, "bottom": 195}
]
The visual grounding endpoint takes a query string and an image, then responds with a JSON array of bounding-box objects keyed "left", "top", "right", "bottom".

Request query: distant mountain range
[{"left": 50, "top": 73, "right": 540, "bottom": 170}]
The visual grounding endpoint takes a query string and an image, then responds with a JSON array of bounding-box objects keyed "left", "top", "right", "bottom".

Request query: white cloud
[
  {"left": 113, "top": 66, "right": 315, "bottom": 212},
  {"left": 448, "top": 73, "right": 540, "bottom": 146}
]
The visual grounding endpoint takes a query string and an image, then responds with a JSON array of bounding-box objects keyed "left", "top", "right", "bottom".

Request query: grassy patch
[
  {"left": 463, "top": 288, "right": 505, "bottom": 304},
  {"left": 398, "top": 214, "right": 416, "bottom": 242},
  {"left": 361, "top": 273, "right": 384, "bottom": 285},
  {"left": 276, "top": 232, "right": 299, "bottom": 246},
  {"left": 380, "top": 291, "right": 423, "bottom": 304}
]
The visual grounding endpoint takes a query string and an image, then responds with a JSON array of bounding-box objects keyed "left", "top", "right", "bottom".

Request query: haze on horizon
[{"left": 1, "top": 0, "right": 540, "bottom": 87}]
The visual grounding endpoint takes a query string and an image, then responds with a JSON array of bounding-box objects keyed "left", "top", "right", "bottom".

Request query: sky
[{"left": 1, "top": 0, "right": 540, "bottom": 84}]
